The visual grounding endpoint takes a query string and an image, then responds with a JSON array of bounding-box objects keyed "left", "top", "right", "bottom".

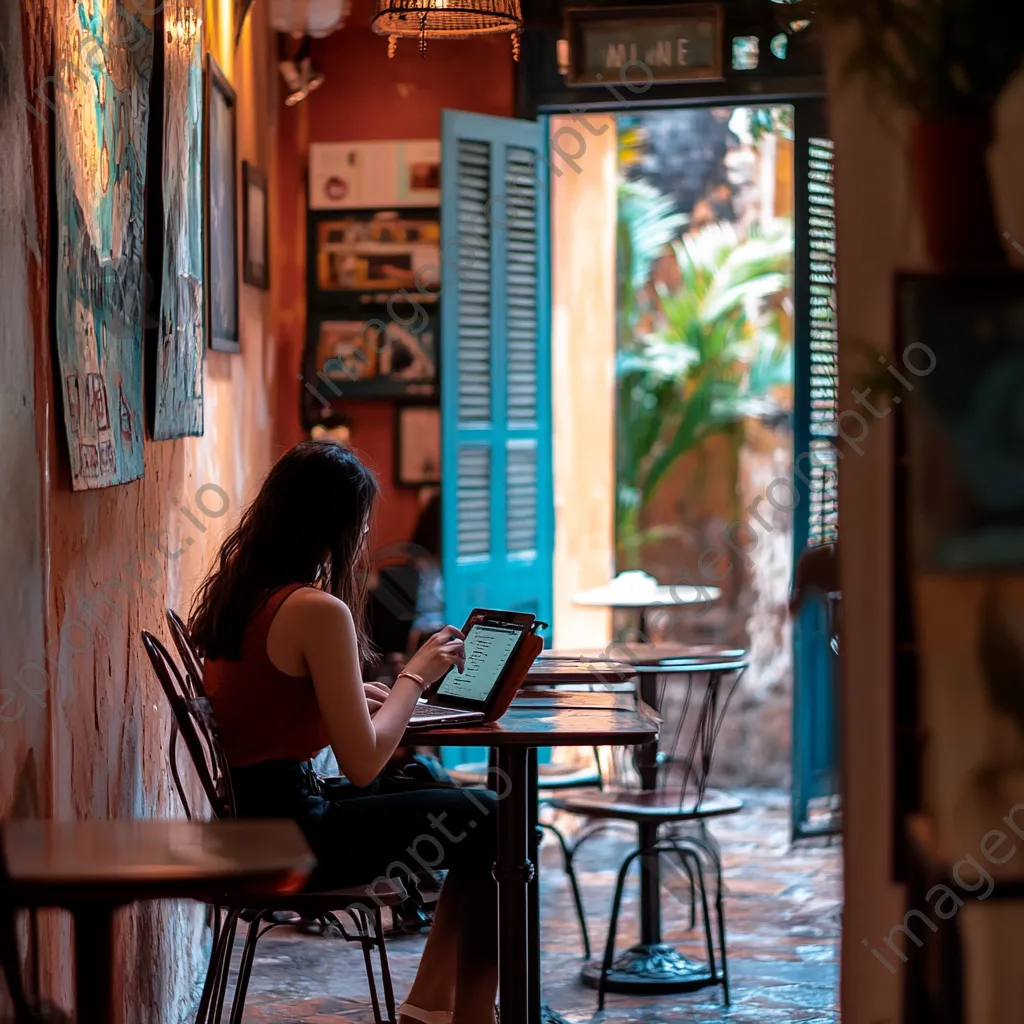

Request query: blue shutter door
[
  {"left": 792, "top": 102, "right": 840, "bottom": 839},
  {"left": 440, "top": 110, "right": 553, "bottom": 635}
]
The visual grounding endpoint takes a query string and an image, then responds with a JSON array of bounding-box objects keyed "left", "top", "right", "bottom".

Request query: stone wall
[{"left": 634, "top": 420, "right": 794, "bottom": 786}]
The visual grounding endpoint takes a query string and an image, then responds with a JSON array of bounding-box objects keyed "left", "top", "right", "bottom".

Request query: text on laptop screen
[{"left": 436, "top": 625, "right": 522, "bottom": 702}]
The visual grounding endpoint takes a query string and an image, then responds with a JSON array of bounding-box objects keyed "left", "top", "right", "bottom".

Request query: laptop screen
[{"left": 435, "top": 623, "right": 525, "bottom": 704}]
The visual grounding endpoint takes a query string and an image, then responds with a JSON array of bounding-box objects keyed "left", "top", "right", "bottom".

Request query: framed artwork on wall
[
  {"left": 313, "top": 211, "right": 440, "bottom": 300},
  {"left": 901, "top": 271, "right": 1024, "bottom": 570},
  {"left": 151, "top": 0, "right": 206, "bottom": 439},
  {"left": 242, "top": 160, "right": 269, "bottom": 290},
  {"left": 53, "top": 0, "right": 154, "bottom": 488},
  {"left": 206, "top": 56, "right": 239, "bottom": 353},
  {"left": 396, "top": 406, "right": 441, "bottom": 486}
]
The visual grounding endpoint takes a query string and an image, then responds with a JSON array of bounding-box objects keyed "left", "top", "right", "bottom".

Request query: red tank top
[{"left": 204, "top": 583, "right": 331, "bottom": 768}]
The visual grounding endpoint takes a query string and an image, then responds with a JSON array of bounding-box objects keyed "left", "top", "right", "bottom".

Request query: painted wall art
[
  {"left": 206, "top": 56, "right": 239, "bottom": 353},
  {"left": 242, "top": 161, "right": 268, "bottom": 290},
  {"left": 152, "top": 0, "right": 205, "bottom": 439},
  {"left": 55, "top": 0, "right": 154, "bottom": 489}
]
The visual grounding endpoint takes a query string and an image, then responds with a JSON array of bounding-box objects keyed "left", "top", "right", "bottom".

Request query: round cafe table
[{"left": 573, "top": 570, "right": 721, "bottom": 640}]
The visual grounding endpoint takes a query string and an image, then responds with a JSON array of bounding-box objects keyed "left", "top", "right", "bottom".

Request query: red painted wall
[{"left": 273, "top": 0, "right": 516, "bottom": 549}]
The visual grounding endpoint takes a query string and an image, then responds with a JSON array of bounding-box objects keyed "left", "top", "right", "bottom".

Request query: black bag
[{"left": 378, "top": 752, "right": 457, "bottom": 793}]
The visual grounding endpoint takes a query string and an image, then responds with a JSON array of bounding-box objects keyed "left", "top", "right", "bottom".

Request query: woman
[{"left": 189, "top": 440, "right": 497, "bottom": 1024}]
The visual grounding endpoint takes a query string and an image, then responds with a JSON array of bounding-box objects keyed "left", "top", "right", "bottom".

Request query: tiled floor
[{"left": 230, "top": 789, "right": 841, "bottom": 1023}]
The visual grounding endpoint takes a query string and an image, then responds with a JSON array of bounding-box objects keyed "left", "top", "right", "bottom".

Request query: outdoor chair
[
  {"left": 448, "top": 747, "right": 606, "bottom": 958},
  {"left": 144, "top": 615, "right": 404, "bottom": 1024},
  {"left": 549, "top": 653, "right": 748, "bottom": 1009}
]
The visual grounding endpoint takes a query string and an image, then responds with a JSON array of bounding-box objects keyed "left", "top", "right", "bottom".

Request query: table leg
[
  {"left": 73, "top": 903, "right": 118, "bottom": 1024},
  {"left": 527, "top": 748, "right": 541, "bottom": 1024},
  {"left": 495, "top": 746, "right": 532, "bottom": 1024}
]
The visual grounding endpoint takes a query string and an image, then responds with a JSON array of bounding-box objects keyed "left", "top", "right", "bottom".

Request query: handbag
[{"left": 378, "top": 752, "right": 458, "bottom": 793}]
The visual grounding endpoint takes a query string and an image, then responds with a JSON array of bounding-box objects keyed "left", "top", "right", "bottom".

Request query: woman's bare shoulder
[{"left": 278, "top": 586, "right": 354, "bottom": 626}]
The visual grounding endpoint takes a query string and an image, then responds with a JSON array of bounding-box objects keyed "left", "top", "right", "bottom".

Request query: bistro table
[
  {"left": 573, "top": 571, "right": 722, "bottom": 641},
  {"left": 532, "top": 647, "right": 748, "bottom": 997},
  {"left": 3, "top": 819, "right": 315, "bottom": 1024},
  {"left": 407, "top": 695, "right": 659, "bottom": 1024}
]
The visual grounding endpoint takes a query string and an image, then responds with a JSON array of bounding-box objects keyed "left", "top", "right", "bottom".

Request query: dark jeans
[{"left": 230, "top": 760, "right": 498, "bottom": 892}]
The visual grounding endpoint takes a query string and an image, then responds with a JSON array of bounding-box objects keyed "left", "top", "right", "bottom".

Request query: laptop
[{"left": 405, "top": 609, "right": 539, "bottom": 729}]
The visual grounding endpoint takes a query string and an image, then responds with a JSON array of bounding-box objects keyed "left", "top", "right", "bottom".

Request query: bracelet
[{"left": 396, "top": 670, "right": 427, "bottom": 690}]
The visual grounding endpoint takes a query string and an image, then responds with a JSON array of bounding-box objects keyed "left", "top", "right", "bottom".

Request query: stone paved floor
[{"left": 229, "top": 789, "right": 841, "bottom": 1023}]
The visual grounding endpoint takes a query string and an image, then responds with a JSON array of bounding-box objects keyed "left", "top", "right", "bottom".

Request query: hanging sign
[{"left": 564, "top": 4, "right": 724, "bottom": 86}]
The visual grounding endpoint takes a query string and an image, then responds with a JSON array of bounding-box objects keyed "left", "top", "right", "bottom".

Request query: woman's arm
[{"left": 272, "top": 588, "right": 464, "bottom": 787}]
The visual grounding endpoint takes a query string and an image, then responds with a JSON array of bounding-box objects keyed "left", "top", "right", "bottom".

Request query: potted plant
[{"left": 795, "top": 0, "right": 1024, "bottom": 268}]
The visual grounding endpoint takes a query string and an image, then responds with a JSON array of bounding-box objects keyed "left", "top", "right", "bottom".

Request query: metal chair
[
  {"left": 550, "top": 655, "right": 748, "bottom": 1010},
  {"left": 448, "top": 748, "right": 605, "bottom": 958},
  {"left": 143, "top": 619, "right": 404, "bottom": 1024}
]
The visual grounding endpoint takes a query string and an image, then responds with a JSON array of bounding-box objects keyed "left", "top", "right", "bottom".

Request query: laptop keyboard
[{"left": 411, "top": 702, "right": 463, "bottom": 717}]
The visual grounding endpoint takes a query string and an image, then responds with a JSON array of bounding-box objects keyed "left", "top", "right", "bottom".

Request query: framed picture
[
  {"left": 309, "top": 140, "right": 441, "bottom": 210},
  {"left": 310, "top": 315, "right": 437, "bottom": 385},
  {"left": 900, "top": 271, "right": 1024, "bottom": 570},
  {"left": 314, "top": 210, "right": 440, "bottom": 297},
  {"left": 242, "top": 161, "right": 268, "bottom": 290},
  {"left": 396, "top": 406, "right": 441, "bottom": 486},
  {"left": 206, "top": 55, "right": 239, "bottom": 352},
  {"left": 314, "top": 318, "right": 379, "bottom": 382}
]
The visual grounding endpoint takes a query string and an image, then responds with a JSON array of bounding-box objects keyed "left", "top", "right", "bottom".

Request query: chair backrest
[
  {"left": 165, "top": 608, "right": 207, "bottom": 699},
  {"left": 141, "top": 630, "right": 235, "bottom": 820},
  {"left": 644, "top": 658, "right": 748, "bottom": 813}
]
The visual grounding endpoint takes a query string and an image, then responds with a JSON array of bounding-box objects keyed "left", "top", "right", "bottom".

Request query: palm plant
[{"left": 617, "top": 220, "right": 794, "bottom": 565}]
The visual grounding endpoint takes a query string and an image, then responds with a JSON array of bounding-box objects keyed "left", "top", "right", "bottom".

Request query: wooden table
[
  {"left": 3, "top": 819, "right": 315, "bottom": 1024},
  {"left": 407, "top": 700, "right": 659, "bottom": 1024}
]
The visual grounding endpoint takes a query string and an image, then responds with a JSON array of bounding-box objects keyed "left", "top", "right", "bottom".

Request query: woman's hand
[
  {"left": 363, "top": 681, "right": 392, "bottom": 716},
  {"left": 404, "top": 625, "right": 466, "bottom": 685}
]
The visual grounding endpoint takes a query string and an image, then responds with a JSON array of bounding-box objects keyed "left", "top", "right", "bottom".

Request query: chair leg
[
  {"left": 677, "top": 833, "right": 730, "bottom": 1006},
  {"left": 198, "top": 907, "right": 238, "bottom": 1024},
  {"left": 716, "top": 865, "right": 730, "bottom": 1006},
  {"left": 194, "top": 908, "right": 223, "bottom": 1024},
  {"left": 352, "top": 910, "right": 384, "bottom": 1024},
  {"left": 374, "top": 908, "right": 398, "bottom": 1024},
  {"left": 676, "top": 848, "right": 716, "bottom": 986},
  {"left": 210, "top": 911, "right": 240, "bottom": 1024},
  {"left": 668, "top": 846, "right": 697, "bottom": 931},
  {"left": 540, "top": 821, "right": 591, "bottom": 959},
  {"left": 227, "top": 913, "right": 263, "bottom": 1024},
  {"left": 598, "top": 846, "right": 646, "bottom": 1012}
]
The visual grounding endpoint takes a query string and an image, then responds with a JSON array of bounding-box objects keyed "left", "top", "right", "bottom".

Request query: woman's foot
[{"left": 397, "top": 1004, "right": 452, "bottom": 1024}]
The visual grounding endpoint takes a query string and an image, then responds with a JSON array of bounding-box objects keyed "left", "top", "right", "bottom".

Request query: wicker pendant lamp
[{"left": 371, "top": 0, "right": 523, "bottom": 60}]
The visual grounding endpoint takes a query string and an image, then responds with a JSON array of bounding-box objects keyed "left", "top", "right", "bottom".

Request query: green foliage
[
  {"left": 747, "top": 107, "right": 795, "bottom": 142},
  {"left": 796, "top": 0, "right": 1024, "bottom": 116},
  {"left": 616, "top": 217, "right": 794, "bottom": 564}
]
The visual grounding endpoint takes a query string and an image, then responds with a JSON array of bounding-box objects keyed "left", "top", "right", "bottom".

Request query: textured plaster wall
[
  {"left": 1, "top": 2, "right": 282, "bottom": 1020},
  {"left": 0, "top": 0, "right": 48, "bottom": 823}
]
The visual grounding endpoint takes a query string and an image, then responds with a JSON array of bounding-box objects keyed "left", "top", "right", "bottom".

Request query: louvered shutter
[
  {"left": 792, "top": 104, "right": 840, "bottom": 839},
  {"left": 440, "top": 110, "right": 553, "bottom": 634},
  {"left": 806, "top": 135, "right": 838, "bottom": 547}
]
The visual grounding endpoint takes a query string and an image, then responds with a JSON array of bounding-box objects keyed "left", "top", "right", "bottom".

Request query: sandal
[{"left": 397, "top": 1003, "right": 453, "bottom": 1024}]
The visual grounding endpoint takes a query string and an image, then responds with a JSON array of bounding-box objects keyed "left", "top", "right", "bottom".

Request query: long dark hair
[{"left": 189, "top": 440, "right": 380, "bottom": 662}]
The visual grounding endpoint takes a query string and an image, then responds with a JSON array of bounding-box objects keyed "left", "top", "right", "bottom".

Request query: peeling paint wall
[{"left": 2, "top": 1, "right": 282, "bottom": 1020}]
